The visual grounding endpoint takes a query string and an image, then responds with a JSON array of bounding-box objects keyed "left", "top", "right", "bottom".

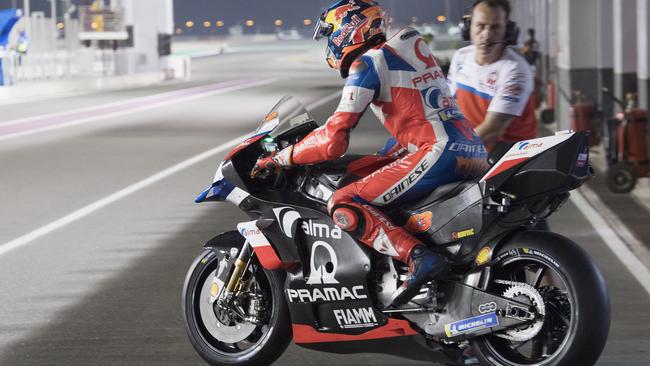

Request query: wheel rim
[
  {"left": 482, "top": 256, "right": 576, "bottom": 365},
  {"left": 614, "top": 169, "right": 634, "bottom": 189},
  {"left": 193, "top": 261, "right": 275, "bottom": 356}
]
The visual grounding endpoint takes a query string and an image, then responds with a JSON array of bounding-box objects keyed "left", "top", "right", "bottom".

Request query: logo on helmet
[
  {"left": 332, "top": 15, "right": 365, "bottom": 47},
  {"left": 334, "top": 3, "right": 361, "bottom": 20}
]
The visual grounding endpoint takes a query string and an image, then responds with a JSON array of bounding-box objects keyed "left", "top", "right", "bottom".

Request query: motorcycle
[{"left": 182, "top": 96, "right": 610, "bottom": 366}]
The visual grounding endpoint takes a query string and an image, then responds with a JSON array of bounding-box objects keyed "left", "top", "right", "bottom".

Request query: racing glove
[{"left": 250, "top": 145, "right": 294, "bottom": 178}]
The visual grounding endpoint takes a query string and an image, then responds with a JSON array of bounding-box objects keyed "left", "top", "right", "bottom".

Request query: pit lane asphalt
[{"left": 0, "top": 46, "right": 648, "bottom": 366}]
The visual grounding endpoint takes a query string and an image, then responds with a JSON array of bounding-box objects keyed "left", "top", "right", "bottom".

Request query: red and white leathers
[
  {"left": 280, "top": 29, "right": 487, "bottom": 264},
  {"left": 447, "top": 45, "right": 537, "bottom": 144}
]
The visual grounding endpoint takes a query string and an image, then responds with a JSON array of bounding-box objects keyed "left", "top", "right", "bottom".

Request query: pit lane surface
[{"left": 0, "top": 43, "right": 648, "bottom": 365}]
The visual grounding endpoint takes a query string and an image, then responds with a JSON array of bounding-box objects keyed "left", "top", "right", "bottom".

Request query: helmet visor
[{"left": 313, "top": 19, "right": 333, "bottom": 40}]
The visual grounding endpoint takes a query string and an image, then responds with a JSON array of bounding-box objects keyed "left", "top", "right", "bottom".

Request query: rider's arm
[
  {"left": 479, "top": 60, "right": 534, "bottom": 145},
  {"left": 290, "top": 56, "right": 380, "bottom": 165}
]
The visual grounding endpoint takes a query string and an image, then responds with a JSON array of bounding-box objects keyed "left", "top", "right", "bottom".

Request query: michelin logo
[{"left": 444, "top": 312, "right": 499, "bottom": 337}]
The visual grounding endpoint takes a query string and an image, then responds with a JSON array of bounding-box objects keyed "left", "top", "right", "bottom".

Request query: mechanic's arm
[{"left": 475, "top": 111, "right": 516, "bottom": 146}]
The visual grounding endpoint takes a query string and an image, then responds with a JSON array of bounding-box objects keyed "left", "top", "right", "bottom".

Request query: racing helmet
[{"left": 313, "top": 0, "right": 386, "bottom": 78}]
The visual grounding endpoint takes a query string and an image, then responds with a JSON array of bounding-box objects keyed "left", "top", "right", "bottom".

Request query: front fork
[{"left": 210, "top": 242, "right": 261, "bottom": 324}]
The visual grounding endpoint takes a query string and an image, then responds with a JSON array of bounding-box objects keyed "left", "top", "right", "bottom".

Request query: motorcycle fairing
[{"left": 237, "top": 220, "right": 285, "bottom": 270}]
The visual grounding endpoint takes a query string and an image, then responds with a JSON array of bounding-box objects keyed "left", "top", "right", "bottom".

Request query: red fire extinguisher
[
  {"left": 540, "top": 78, "right": 556, "bottom": 124},
  {"left": 569, "top": 91, "right": 599, "bottom": 147},
  {"left": 603, "top": 88, "right": 650, "bottom": 193}
]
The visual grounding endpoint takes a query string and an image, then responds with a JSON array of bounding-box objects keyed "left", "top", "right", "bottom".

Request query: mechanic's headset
[{"left": 460, "top": 13, "right": 519, "bottom": 46}]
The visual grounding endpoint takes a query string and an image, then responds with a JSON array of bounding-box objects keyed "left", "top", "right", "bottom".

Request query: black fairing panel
[
  {"left": 499, "top": 132, "right": 591, "bottom": 201},
  {"left": 243, "top": 197, "right": 388, "bottom": 335},
  {"left": 387, "top": 183, "right": 484, "bottom": 259}
]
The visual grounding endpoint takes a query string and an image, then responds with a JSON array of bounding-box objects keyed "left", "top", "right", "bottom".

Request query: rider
[{"left": 251, "top": 0, "right": 487, "bottom": 306}]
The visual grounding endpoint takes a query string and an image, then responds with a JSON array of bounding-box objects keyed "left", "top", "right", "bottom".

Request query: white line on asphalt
[
  {"left": 0, "top": 79, "right": 277, "bottom": 141},
  {"left": 0, "top": 91, "right": 342, "bottom": 258},
  {"left": 570, "top": 188, "right": 650, "bottom": 296}
]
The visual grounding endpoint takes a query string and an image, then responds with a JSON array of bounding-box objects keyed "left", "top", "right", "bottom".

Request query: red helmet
[{"left": 313, "top": 0, "right": 386, "bottom": 78}]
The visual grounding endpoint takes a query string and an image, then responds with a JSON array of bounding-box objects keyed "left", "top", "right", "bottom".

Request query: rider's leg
[{"left": 328, "top": 146, "right": 455, "bottom": 306}]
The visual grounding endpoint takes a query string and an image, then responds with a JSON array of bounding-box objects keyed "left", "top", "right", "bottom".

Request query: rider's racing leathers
[{"left": 286, "top": 29, "right": 487, "bottom": 264}]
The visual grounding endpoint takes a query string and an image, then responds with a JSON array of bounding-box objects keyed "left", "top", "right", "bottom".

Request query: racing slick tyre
[
  {"left": 471, "top": 231, "right": 610, "bottom": 366},
  {"left": 182, "top": 248, "right": 291, "bottom": 366},
  {"left": 606, "top": 162, "right": 637, "bottom": 193}
]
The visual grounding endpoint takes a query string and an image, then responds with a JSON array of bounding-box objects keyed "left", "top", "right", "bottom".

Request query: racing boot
[{"left": 391, "top": 245, "right": 448, "bottom": 307}]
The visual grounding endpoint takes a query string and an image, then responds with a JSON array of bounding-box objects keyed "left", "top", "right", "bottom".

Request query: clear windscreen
[{"left": 255, "top": 96, "right": 315, "bottom": 138}]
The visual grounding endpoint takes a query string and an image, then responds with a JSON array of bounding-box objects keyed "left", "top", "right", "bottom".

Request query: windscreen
[{"left": 255, "top": 96, "right": 315, "bottom": 138}]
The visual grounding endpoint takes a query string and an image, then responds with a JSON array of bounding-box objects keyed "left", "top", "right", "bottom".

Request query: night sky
[{"left": 2, "top": 0, "right": 477, "bottom": 34}]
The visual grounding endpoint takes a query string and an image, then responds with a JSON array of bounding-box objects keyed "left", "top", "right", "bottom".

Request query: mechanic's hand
[{"left": 250, "top": 153, "right": 281, "bottom": 179}]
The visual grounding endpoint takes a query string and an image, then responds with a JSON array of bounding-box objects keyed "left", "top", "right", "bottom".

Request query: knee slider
[{"left": 331, "top": 205, "right": 363, "bottom": 234}]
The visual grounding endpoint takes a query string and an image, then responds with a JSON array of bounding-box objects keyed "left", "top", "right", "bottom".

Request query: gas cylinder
[
  {"left": 617, "top": 93, "right": 649, "bottom": 176},
  {"left": 546, "top": 79, "right": 556, "bottom": 110},
  {"left": 570, "top": 91, "right": 598, "bottom": 146}
]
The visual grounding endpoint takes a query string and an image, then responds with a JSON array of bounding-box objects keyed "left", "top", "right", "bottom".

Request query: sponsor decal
[
  {"left": 272, "top": 207, "right": 302, "bottom": 238},
  {"left": 517, "top": 141, "right": 544, "bottom": 151},
  {"left": 486, "top": 71, "right": 498, "bottom": 86},
  {"left": 504, "top": 83, "right": 523, "bottom": 96},
  {"left": 307, "top": 241, "right": 340, "bottom": 284},
  {"left": 286, "top": 285, "right": 367, "bottom": 303},
  {"left": 334, "top": 3, "right": 361, "bottom": 20},
  {"left": 444, "top": 312, "right": 499, "bottom": 337},
  {"left": 576, "top": 152, "right": 588, "bottom": 168},
  {"left": 412, "top": 70, "right": 445, "bottom": 88},
  {"left": 438, "top": 108, "right": 462, "bottom": 122},
  {"left": 371, "top": 228, "right": 399, "bottom": 257},
  {"left": 414, "top": 38, "right": 437, "bottom": 69},
  {"left": 264, "top": 111, "right": 279, "bottom": 122},
  {"left": 421, "top": 87, "right": 456, "bottom": 111},
  {"left": 302, "top": 220, "right": 342, "bottom": 239},
  {"left": 333, "top": 15, "right": 364, "bottom": 47},
  {"left": 501, "top": 96, "right": 520, "bottom": 103},
  {"left": 405, "top": 211, "right": 433, "bottom": 233},
  {"left": 522, "top": 248, "right": 560, "bottom": 268},
  {"left": 239, "top": 227, "right": 261, "bottom": 237},
  {"left": 475, "top": 246, "right": 492, "bottom": 266},
  {"left": 451, "top": 228, "right": 475, "bottom": 240},
  {"left": 362, "top": 205, "right": 397, "bottom": 230},
  {"left": 381, "top": 160, "right": 430, "bottom": 203},
  {"left": 333, "top": 307, "right": 379, "bottom": 329},
  {"left": 478, "top": 301, "right": 498, "bottom": 314},
  {"left": 449, "top": 142, "right": 487, "bottom": 154}
]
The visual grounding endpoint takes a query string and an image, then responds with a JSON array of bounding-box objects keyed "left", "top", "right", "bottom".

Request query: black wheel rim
[
  {"left": 192, "top": 259, "right": 275, "bottom": 356},
  {"left": 483, "top": 256, "right": 575, "bottom": 365}
]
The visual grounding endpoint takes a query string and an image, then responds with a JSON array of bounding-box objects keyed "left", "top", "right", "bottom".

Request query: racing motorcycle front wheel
[
  {"left": 182, "top": 246, "right": 291, "bottom": 366},
  {"left": 471, "top": 231, "right": 610, "bottom": 366}
]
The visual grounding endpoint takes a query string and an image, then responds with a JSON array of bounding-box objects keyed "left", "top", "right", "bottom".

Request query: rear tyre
[
  {"left": 182, "top": 248, "right": 291, "bottom": 366},
  {"left": 606, "top": 162, "right": 636, "bottom": 193},
  {"left": 471, "top": 231, "right": 610, "bottom": 366}
]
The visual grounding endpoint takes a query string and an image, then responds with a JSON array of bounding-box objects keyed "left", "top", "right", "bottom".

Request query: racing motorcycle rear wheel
[
  {"left": 182, "top": 248, "right": 291, "bottom": 366},
  {"left": 471, "top": 231, "right": 610, "bottom": 366}
]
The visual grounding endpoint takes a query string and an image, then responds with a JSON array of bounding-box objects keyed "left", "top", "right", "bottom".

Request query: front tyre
[
  {"left": 182, "top": 249, "right": 291, "bottom": 366},
  {"left": 472, "top": 231, "right": 610, "bottom": 366}
]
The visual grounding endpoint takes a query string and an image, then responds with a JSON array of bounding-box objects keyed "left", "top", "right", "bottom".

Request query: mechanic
[
  {"left": 447, "top": 0, "right": 538, "bottom": 150},
  {"left": 250, "top": 0, "right": 487, "bottom": 306}
]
